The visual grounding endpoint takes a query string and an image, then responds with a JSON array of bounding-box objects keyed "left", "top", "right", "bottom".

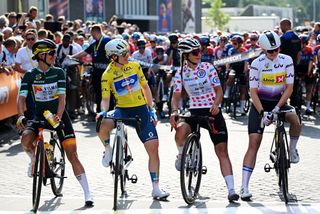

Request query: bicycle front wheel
[
  {"left": 32, "top": 141, "right": 44, "bottom": 212},
  {"left": 113, "top": 136, "right": 122, "bottom": 210},
  {"left": 50, "top": 139, "right": 65, "bottom": 196},
  {"left": 278, "top": 130, "right": 289, "bottom": 204},
  {"left": 180, "top": 134, "right": 202, "bottom": 205}
]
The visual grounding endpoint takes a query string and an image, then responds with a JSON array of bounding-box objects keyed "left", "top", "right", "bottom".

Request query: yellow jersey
[{"left": 101, "top": 61, "right": 148, "bottom": 107}]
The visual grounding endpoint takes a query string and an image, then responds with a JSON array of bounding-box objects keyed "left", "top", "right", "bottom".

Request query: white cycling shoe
[
  {"left": 240, "top": 187, "right": 252, "bottom": 201},
  {"left": 102, "top": 145, "right": 112, "bottom": 167},
  {"left": 152, "top": 188, "right": 170, "bottom": 200},
  {"left": 290, "top": 149, "right": 300, "bottom": 164}
]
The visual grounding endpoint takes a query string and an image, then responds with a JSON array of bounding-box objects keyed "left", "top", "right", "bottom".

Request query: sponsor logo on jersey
[
  {"left": 35, "top": 74, "right": 42, "bottom": 81},
  {"left": 185, "top": 72, "right": 191, "bottom": 78},
  {"left": 197, "top": 69, "right": 206, "bottom": 78},
  {"left": 263, "top": 63, "right": 270, "bottom": 69},
  {"left": 274, "top": 64, "right": 284, "bottom": 68},
  {"left": 212, "top": 76, "right": 220, "bottom": 84},
  {"left": 261, "top": 72, "right": 286, "bottom": 86}
]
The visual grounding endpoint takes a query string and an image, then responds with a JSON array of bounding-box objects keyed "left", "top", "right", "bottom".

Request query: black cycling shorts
[
  {"left": 25, "top": 110, "right": 75, "bottom": 142},
  {"left": 184, "top": 108, "right": 228, "bottom": 145},
  {"left": 248, "top": 100, "right": 295, "bottom": 134}
]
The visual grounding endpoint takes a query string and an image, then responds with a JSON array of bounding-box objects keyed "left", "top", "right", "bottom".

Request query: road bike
[
  {"left": 27, "top": 120, "right": 66, "bottom": 212},
  {"left": 224, "top": 72, "right": 250, "bottom": 118},
  {"left": 96, "top": 115, "right": 140, "bottom": 210},
  {"left": 264, "top": 108, "right": 295, "bottom": 204},
  {"left": 174, "top": 114, "right": 219, "bottom": 204}
]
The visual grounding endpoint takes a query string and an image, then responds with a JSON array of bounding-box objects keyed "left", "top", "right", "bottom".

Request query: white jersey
[
  {"left": 15, "top": 47, "right": 38, "bottom": 73},
  {"left": 173, "top": 62, "right": 220, "bottom": 109},
  {"left": 132, "top": 49, "right": 153, "bottom": 64},
  {"left": 249, "top": 53, "right": 294, "bottom": 102}
]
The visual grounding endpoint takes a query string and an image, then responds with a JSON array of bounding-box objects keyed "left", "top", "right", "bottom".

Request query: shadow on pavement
[
  {"left": 0, "top": 142, "right": 23, "bottom": 156},
  {"left": 38, "top": 197, "right": 63, "bottom": 212}
]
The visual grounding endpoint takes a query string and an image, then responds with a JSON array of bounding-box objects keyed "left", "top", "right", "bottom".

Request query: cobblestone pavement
[{"left": 1, "top": 113, "right": 320, "bottom": 213}]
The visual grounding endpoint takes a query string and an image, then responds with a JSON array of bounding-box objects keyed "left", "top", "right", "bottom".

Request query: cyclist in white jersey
[
  {"left": 240, "top": 31, "right": 301, "bottom": 201},
  {"left": 170, "top": 38, "right": 239, "bottom": 202}
]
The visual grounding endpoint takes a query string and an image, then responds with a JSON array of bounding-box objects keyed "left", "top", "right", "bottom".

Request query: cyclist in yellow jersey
[{"left": 97, "top": 39, "right": 170, "bottom": 200}]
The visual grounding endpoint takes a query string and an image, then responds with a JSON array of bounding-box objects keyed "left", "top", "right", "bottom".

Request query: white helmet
[
  {"left": 178, "top": 38, "right": 200, "bottom": 54},
  {"left": 258, "top": 31, "right": 281, "bottom": 50},
  {"left": 105, "top": 39, "right": 129, "bottom": 57}
]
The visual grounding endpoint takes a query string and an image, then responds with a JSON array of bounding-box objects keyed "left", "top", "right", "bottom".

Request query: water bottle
[
  {"left": 43, "top": 110, "right": 59, "bottom": 128},
  {"left": 44, "top": 142, "right": 53, "bottom": 161}
]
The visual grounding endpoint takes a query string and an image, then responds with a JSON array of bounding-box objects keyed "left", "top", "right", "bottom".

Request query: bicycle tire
[
  {"left": 86, "top": 86, "right": 95, "bottom": 115},
  {"left": 50, "top": 139, "right": 65, "bottom": 196},
  {"left": 168, "top": 85, "right": 174, "bottom": 116},
  {"left": 278, "top": 130, "right": 289, "bottom": 204},
  {"left": 120, "top": 129, "right": 128, "bottom": 196},
  {"left": 180, "top": 134, "right": 202, "bottom": 205},
  {"left": 231, "top": 85, "right": 238, "bottom": 118},
  {"left": 32, "top": 141, "right": 44, "bottom": 212},
  {"left": 113, "top": 136, "right": 121, "bottom": 210}
]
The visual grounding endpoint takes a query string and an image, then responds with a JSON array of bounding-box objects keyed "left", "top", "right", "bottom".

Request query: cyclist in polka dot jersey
[{"left": 170, "top": 38, "right": 239, "bottom": 202}]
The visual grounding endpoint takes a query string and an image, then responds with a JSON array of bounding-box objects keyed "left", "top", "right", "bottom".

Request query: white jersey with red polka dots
[{"left": 173, "top": 62, "right": 220, "bottom": 109}]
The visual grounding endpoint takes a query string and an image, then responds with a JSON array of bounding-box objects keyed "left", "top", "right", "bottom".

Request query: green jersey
[{"left": 19, "top": 66, "right": 66, "bottom": 116}]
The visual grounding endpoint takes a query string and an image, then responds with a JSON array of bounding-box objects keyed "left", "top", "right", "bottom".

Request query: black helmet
[
  {"left": 32, "top": 39, "right": 56, "bottom": 59},
  {"left": 155, "top": 46, "right": 165, "bottom": 54},
  {"left": 137, "top": 39, "right": 146, "bottom": 47},
  {"left": 168, "top": 33, "right": 178, "bottom": 43}
]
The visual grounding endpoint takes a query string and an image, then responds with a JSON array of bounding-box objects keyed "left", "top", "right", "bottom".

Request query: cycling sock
[
  {"left": 26, "top": 151, "right": 33, "bottom": 161},
  {"left": 150, "top": 172, "right": 159, "bottom": 190},
  {"left": 290, "top": 136, "right": 299, "bottom": 153},
  {"left": 242, "top": 165, "right": 253, "bottom": 189},
  {"left": 104, "top": 139, "right": 110, "bottom": 147},
  {"left": 177, "top": 146, "right": 183, "bottom": 155},
  {"left": 224, "top": 86, "right": 231, "bottom": 96},
  {"left": 240, "top": 100, "right": 245, "bottom": 111},
  {"left": 76, "top": 173, "right": 92, "bottom": 202},
  {"left": 306, "top": 100, "right": 311, "bottom": 110},
  {"left": 224, "top": 175, "right": 235, "bottom": 194}
]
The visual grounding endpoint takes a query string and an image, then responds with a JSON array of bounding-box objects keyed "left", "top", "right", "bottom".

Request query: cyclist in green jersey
[{"left": 16, "top": 39, "right": 93, "bottom": 207}]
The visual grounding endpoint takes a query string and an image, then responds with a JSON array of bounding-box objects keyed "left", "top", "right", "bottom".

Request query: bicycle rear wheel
[
  {"left": 113, "top": 136, "right": 122, "bottom": 210},
  {"left": 180, "top": 134, "right": 202, "bottom": 205},
  {"left": 86, "top": 86, "right": 96, "bottom": 115},
  {"left": 231, "top": 85, "right": 238, "bottom": 118},
  {"left": 32, "top": 141, "right": 44, "bottom": 212},
  {"left": 278, "top": 130, "right": 289, "bottom": 204},
  {"left": 50, "top": 138, "right": 65, "bottom": 196}
]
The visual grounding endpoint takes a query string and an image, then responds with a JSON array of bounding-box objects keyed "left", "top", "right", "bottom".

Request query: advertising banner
[
  {"left": 49, "top": 0, "right": 69, "bottom": 19},
  {"left": 181, "top": 0, "right": 195, "bottom": 33},
  {"left": 85, "top": 0, "right": 105, "bottom": 22},
  {"left": 0, "top": 72, "right": 22, "bottom": 120},
  {"left": 157, "top": 0, "right": 172, "bottom": 33}
]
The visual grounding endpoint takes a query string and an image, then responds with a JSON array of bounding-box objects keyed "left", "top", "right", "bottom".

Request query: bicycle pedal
[
  {"left": 124, "top": 155, "right": 132, "bottom": 163},
  {"left": 201, "top": 166, "right": 207, "bottom": 175},
  {"left": 130, "top": 174, "right": 138, "bottom": 183},
  {"left": 264, "top": 163, "right": 272, "bottom": 173}
]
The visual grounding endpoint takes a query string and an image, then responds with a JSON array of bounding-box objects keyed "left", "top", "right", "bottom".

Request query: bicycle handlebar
[{"left": 96, "top": 115, "right": 141, "bottom": 133}]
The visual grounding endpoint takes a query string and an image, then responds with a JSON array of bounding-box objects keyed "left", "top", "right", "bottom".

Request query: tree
[{"left": 205, "top": 0, "right": 230, "bottom": 30}]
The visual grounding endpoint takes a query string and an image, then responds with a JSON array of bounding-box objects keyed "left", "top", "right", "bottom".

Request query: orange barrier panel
[{"left": 0, "top": 72, "right": 22, "bottom": 120}]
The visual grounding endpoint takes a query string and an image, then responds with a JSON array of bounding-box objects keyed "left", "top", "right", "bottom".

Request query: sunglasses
[
  {"left": 26, "top": 37, "right": 35, "bottom": 41},
  {"left": 266, "top": 48, "right": 279, "bottom": 54},
  {"left": 47, "top": 50, "right": 56, "bottom": 56},
  {"left": 191, "top": 49, "right": 201, "bottom": 56},
  {"left": 120, "top": 51, "right": 128, "bottom": 57},
  {"left": 232, "top": 42, "right": 238, "bottom": 46}
]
